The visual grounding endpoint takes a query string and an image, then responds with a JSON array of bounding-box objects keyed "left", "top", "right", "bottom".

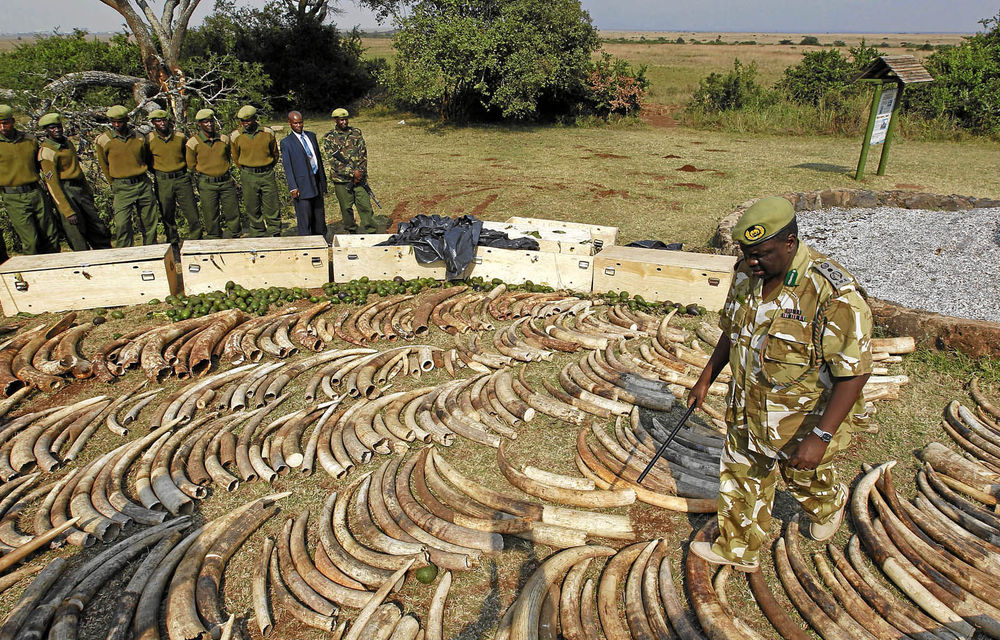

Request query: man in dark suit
[{"left": 279, "top": 111, "right": 327, "bottom": 237}]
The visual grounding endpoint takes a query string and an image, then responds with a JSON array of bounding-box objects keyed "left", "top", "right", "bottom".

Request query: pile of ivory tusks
[{"left": 493, "top": 536, "right": 703, "bottom": 640}]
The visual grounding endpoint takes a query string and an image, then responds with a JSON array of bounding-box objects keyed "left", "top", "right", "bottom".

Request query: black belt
[
  {"left": 113, "top": 175, "right": 146, "bottom": 185},
  {"left": 155, "top": 169, "right": 188, "bottom": 180},
  {"left": 241, "top": 165, "right": 272, "bottom": 174},
  {"left": 1, "top": 184, "right": 38, "bottom": 194},
  {"left": 198, "top": 172, "right": 231, "bottom": 183}
]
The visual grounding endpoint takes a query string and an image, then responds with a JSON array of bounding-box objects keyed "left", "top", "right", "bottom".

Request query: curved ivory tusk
[
  {"left": 289, "top": 509, "right": 376, "bottom": 609},
  {"left": 509, "top": 545, "right": 616, "bottom": 639},
  {"left": 254, "top": 536, "right": 275, "bottom": 637},
  {"left": 425, "top": 570, "right": 452, "bottom": 640}
]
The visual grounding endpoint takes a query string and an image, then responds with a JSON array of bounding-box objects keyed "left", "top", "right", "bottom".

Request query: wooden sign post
[{"left": 851, "top": 56, "right": 933, "bottom": 180}]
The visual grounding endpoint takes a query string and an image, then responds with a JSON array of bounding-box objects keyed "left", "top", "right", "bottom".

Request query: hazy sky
[{"left": 5, "top": 0, "right": 997, "bottom": 34}]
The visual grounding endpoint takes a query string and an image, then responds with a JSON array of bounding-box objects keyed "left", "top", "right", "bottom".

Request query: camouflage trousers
[{"left": 711, "top": 420, "right": 850, "bottom": 565}]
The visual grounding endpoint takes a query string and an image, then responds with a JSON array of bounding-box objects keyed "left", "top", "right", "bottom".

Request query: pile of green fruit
[
  {"left": 152, "top": 281, "right": 319, "bottom": 320},
  {"left": 599, "top": 290, "right": 706, "bottom": 316}
]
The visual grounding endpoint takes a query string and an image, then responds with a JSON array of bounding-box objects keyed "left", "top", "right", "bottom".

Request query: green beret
[
  {"left": 195, "top": 108, "right": 215, "bottom": 121},
  {"left": 732, "top": 197, "right": 795, "bottom": 246},
  {"left": 38, "top": 113, "right": 62, "bottom": 128},
  {"left": 330, "top": 108, "right": 349, "bottom": 118},
  {"left": 0, "top": 105, "right": 12, "bottom": 120},
  {"left": 148, "top": 109, "right": 169, "bottom": 120},
  {"left": 237, "top": 105, "right": 257, "bottom": 120},
  {"left": 106, "top": 105, "right": 128, "bottom": 120}
]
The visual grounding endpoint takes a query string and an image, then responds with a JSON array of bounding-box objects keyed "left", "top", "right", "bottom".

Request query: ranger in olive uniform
[
  {"left": 94, "top": 105, "right": 161, "bottom": 247},
  {"left": 0, "top": 104, "right": 60, "bottom": 258},
  {"left": 186, "top": 109, "right": 239, "bottom": 239},
  {"left": 147, "top": 109, "right": 201, "bottom": 242},
  {"left": 322, "top": 107, "right": 375, "bottom": 234},
  {"left": 37, "top": 113, "right": 111, "bottom": 251},
  {"left": 688, "top": 197, "right": 872, "bottom": 571},
  {"left": 230, "top": 105, "right": 281, "bottom": 237}
]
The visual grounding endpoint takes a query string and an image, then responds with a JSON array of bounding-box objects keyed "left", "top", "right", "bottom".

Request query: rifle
[
  {"left": 358, "top": 181, "right": 382, "bottom": 209},
  {"left": 330, "top": 147, "right": 382, "bottom": 209}
]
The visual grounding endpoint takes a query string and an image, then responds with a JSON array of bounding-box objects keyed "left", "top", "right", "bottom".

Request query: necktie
[{"left": 300, "top": 133, "right": 318, "bottom": 174}]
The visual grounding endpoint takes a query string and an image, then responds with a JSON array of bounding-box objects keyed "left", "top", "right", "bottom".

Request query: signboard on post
[{"left": 869, "top": 85, "right": 897, "bottom": 145}]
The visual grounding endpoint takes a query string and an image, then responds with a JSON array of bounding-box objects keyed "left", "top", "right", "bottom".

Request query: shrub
[
  {"left": 584, "top": 52, "right": 649, "bottom": 117},
  {"left": 779, "top": 39, "right": 793, "bottom": 45},
  {"left": 833, "top": 40, "right": 847, "bottom": 47},
  {"left": 690, "top": 59, "right": 768, "bottom": 111},
  {"left": 384, "top": 0, "right": 601, "bottom": 122},
  {"left": 777, "top": 48, "right": 854, "bottom": 104},
  {"left": 800, "top": 36, "right": 821, "bottom": 46},
  {"left": 675, "top": 37, "right": 685, "bottom": 44}
]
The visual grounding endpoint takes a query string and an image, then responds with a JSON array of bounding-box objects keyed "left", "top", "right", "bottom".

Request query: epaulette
[
  {"left": 185, "top": 137, "right": 199, "bottom": 150},
  {"left": 262, "top": 126, "right": 276, "bottom": 136},
  {"left": 95, "top": 132, "right": 111, "bottom": 147},
  {"left": 811, "top": 259, "right": 853, "bottom": 291},
  {"left": 230, "top": 130, "right": 241, "bottom": 142},
  {"left": 38, "top": 146, "right": 56, "bottom": 162}
]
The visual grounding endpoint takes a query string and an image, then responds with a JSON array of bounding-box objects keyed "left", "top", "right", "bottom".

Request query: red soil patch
[
  {"left": 595, "top": 188, "right": 631, "bottom": 199},
  {"left": 712, "top": 171, "right": 728, "bottom": 177},
  {"left": 593, "top": 152, "right": 630, "bottom": 159},
  {"left": 470, "top": 194, "right": 499, "bottom": 217},
  {"left": 483, "top": 157, "right": 498, "bottom": 161},
  {"left": 677, "top": 164, "right": 709, "bottom": 172},
  {"left": 674, "top": 182, "right": 708, "bottom": 190},
  {"left": 894, "top": 183, "right": 924, "bottom": 190},
  {"left": 639, "top": 104, "right": 678, "bottom": 128},
  {"left": 389, "top": 200, "right": 410, "bottom": 231},
  {"left": 663, "top": 154, "right": 682, "bottom": 159},
  {"left": 691, "top": 141, "right": 705, "bottom": 145}
]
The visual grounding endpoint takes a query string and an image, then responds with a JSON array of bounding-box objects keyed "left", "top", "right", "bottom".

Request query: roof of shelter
[{"left": 853, "top": 55, "right": 934, "bottom": 84}]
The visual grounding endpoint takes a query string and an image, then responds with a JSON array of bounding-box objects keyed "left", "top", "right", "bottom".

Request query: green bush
[
  {"left": 690, "top": 59, "right": 768, "bottom": 111},
  {"left": 384, "top": 0, "right": 601, "bottom": 122},
  {"left": 777, "top": 48, "right": 854, "bottom": 104},
  {"left": 0, "top": 30, "right": 143, "bottom": 92},
  {"left": 905, "top": 14, "right": 1000, "bottom": 136},
  {"left": 800, "top": 36, "right": 821, "bottom": 46}
]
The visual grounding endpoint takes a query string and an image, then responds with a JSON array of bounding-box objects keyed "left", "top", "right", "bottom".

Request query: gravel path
[{"left": 796, "top": 206, "right": 1000, "bottom": 323}]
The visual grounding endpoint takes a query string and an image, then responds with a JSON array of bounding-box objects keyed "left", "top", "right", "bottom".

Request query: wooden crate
[
  {"left": 0, "top": 245, "right": 179, "bottom": 316},
  {"left": 331, "top": 235, "right": 594, "bottom": 292},
  {"left": 330, "top": 234, "right": 447, "bottom": 283},
  {"left": 503, "top": 216, "right": 618, "bottom": 253},
  {"left": 592, "top": 246, "right": 737, "bottom": 310},
  {"left": 180, "top": 236, "right": 329, "bottom": 294},
  {"left": 483, "top": 221, "right": 594, "bottom": 255},
  {"left": 468, "top": 247, "right": 594, "bottom": 293}
]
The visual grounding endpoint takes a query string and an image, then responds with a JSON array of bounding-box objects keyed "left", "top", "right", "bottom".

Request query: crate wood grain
[
  {"left": 330, "top": 234, "right": 447, "bottom": 283},
  {"left": 592, "top": 246, "right": 736, "bottom": 310},
  {"left": 503, "top": 216, "right": 618, "bottom": 252},
  {"left": 180, "top": 236, "right": 329, "bottom": 294},
  {"left": 0, "top": 245, "right": 179, "bottom": 316}
]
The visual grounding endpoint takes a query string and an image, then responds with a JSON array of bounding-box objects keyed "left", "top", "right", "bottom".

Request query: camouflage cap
[
  {"left": 148, "top": 109, "right": 170, "bottom": 120},
  {"left": 237, "top": 105, "right": 257, "bottom": 120},
  {"left": 195, "top": 108, "right": 215, "bottom": 121},
  {"left": 330, "top": 108, "right": 349, "bottom": 118},
  {"left": 0, "top": 105, "right": 12, "bottom": 120},
  {"left": 106, "top": 105, "right": 129, "bottom": 120},
  {"left": 732, "top": 197, "right": 795, "bottom": 246},
  {"left": 38, "top": 113, "right": 62, "bottom": 127}
]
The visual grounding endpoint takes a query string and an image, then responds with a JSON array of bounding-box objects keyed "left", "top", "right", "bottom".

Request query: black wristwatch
[{"left": 811, "top": 426, "right": 833, "bottom": 443}]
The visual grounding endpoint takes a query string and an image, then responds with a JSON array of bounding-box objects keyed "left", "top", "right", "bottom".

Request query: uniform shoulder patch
[
  {"left": 95, "top": 132, "right": 111, "bottom": 147},
  {"left": 220, "top": 134, "right": 230, "bottom": 144},
  {"left": 185, "top": 137, "right": 199, "bottom": 150},
  {"left": 230, "top": 130, "right": 241, "bottom": 142},
  {"left": 812, "top": 260, "right": 852, "bottom": 290},
  {"left": 262, "top": 126, "right": 276, "bottom": 136},
  {"left": 38, "top": 147, "right": 56, "bottom": 162}
]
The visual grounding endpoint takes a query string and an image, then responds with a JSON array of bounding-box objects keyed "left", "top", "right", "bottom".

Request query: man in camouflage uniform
[
  {"left": 186, "top": 109, "right": 240, "bottom": 239},
  {"left": 94, "top": 105, "right": 161, "bottom": 247},
  {"left": 0, "top": 104, "right": 60, "bottom": 258},
  {"left": 688, "top": 196, "right": 872, "bottom": 571},
  {"left": 37, "top": 113, "right": 111, "bottom": 251},
  {"left": 323, "top": 107, "right": 375, "bottom": 234},
  {"left": 231, "top": 105, "right": 281, "bottom": 237},
  {"left": 147, "top": 109, "right": 201, "bottom": 242}
]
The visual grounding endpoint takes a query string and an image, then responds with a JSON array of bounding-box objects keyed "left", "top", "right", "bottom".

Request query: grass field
[{"left": 0, "top": 30, "right": 999, "bottom": 640}]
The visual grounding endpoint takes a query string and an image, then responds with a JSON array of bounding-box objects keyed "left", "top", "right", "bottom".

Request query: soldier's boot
[{"left": 809, "top": 493, "right": 847, "bottom": 542}]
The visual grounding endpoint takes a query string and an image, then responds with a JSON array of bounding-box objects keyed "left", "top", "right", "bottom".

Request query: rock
[{"left": 868, "top": 298, "right": 1000, "bottom": 359}]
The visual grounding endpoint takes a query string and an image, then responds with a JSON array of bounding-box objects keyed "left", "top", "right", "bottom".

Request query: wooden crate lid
[
  {"left": 483, "top": 221, "right": 591, "bottom": 245},
  {"left": 0, "top": 244, "right": 172, "bottom": 274},
  {"left": 331, "top": 234, "right": 394, "bottom": 248},
  {"left": 595, "top": 245, "right": 737, "bottom": 272},
  {"left": 181, "top": 236, "right": 328, "bottom": 255},
  {"left": 503, "top": 216, "right": 618, "bottom": 237}
]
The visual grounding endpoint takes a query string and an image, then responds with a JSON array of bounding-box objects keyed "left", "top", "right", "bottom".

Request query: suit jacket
[{"left": 280, "top": 130, "right": 326, "bottom": 200}]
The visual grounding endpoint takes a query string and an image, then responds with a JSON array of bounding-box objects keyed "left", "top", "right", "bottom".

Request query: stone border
[{"left": 714, "top": 188, "right": 1000, "bottom": 359}]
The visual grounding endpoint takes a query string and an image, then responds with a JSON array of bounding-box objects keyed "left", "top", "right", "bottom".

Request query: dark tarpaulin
[
  {"left": 626, "top": 240, "right": 683, "bottom": 251},
  {"left": 376, "top": 214, "right": 539, "bottom": 279}
]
